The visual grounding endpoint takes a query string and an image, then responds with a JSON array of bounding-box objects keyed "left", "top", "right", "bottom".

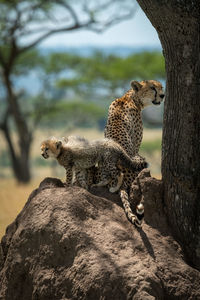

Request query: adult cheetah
[{"left": 104, "top": 80, "right": 164, "bottom": 227}]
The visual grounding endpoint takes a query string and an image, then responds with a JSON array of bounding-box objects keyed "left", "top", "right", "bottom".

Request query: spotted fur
[
  {"left": 40, "top": 136, "right": 147, "bottom": 191},
  {"left": 104, "top": 80, "right": 164, "bottom": 227}
]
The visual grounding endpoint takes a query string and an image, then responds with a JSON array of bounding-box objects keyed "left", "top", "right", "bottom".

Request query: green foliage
[
  {"left": 140, "top": 139, "right": 162, "bottom": 154},
  {"left": 14, "top": 49, "right": 43, "bottom": 75},
  {"left": 126, "top": 52, "right": 165, "bottom": 79},
  {"left": 38, "top": 100, "right": 107, "bottom": 129},
  {"left": 1, "top": 49, "right": 165, "bottom": 129},
  {"left": 0, "top": 48, "right": 165, "bottom": 130},
  {"left": 55, "top": 50, "right": 165, "bottom": 99},
  {"left": 41, "top": 53, "right": 83, "bottom": 74}
]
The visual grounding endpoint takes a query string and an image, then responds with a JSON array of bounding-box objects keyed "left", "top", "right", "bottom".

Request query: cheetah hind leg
[
  {"left": 91, "top": 168, "right": 122, "bottom": 191},
  {"left": 91, "top": 165, "right": 111, "bottom": 188},
  {"left": 109, "top": 172, "right": 124, "bottom": 193},
  {"left": 91, "top": 178, "right": 110, "bottom": 188}
]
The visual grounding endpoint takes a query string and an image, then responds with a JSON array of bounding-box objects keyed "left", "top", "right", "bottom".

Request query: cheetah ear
[
  {"left": 56, "top": 140, "right": 62, "bottom": 149},
  {"left": 131, "top": 80, "right": 142, "bottom": 92},
  {"left": 62, "top": 136, "right": 68, "bottom": 143}
]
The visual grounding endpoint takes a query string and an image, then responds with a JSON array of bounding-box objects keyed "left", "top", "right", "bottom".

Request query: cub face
[
  {"left": 41, "top": 138, "right": 62, "bottom": 159},
  {"left": 131, "top": 80, "right": 165, "bottom": 107}
]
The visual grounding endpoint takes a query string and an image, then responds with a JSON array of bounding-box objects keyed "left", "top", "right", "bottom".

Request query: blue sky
[{"left": 41, "top": 6, "right": 161, "bottom": 48}]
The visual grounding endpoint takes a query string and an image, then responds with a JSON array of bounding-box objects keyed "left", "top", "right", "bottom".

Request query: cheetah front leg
[
  {"left": 75, "top": 168, "right": 89, "bottom": 190},
  {"left": 65, "top": 167, "right": 73, "bottom": 186}
]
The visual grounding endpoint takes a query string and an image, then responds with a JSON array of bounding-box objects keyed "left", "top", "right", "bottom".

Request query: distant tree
[
  {"left": 39, "top": 101, "right": 106, "bottom": 130},
  {"left": 56, "top": 51, "right": 165, "bottom": 99},
  {"left": 0, "top": 0, "right": 137, "bottom": 183},
  {"left": 137, "top": 0, "right": 200, "bottom": 269},
  {"left": 26, "top": 50, "right": 164, "bottom": 131}
]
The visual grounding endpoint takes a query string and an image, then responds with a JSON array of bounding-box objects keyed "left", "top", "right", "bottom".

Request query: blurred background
[{"left": 0, "top": 0, "right": 165, "bottom": 237}]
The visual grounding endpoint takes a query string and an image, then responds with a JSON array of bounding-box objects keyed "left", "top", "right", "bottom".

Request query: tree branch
[
  {"left": 57, "top": 0, "right": 80, "bottom": 27},
  {"left": 9, "top": 7, "right": 22, "bottom": 36},
  {"left": 19, "top": 20, "right": 95, "bottom": 54},
  {"left": 18, "top": 7, "right": 136, "bottom": 53},
  {"left": 83, "top": 0, "right": 114, "bottom": 14},
  {"left": 2, "top": 1, "right": 137, "bottom": 57},
  {"left": 86, "top": 9, "right": 137, "bottom": 33}
]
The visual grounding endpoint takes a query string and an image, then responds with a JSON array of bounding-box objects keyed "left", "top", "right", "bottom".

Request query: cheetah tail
[
  {"left": 120, "top": 189, "right": 144, "bottom": 228},
  {"left": 119, "top": 151, "right": 147, "bottom": 172}
]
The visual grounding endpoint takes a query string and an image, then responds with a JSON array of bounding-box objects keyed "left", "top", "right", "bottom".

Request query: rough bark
[{"left": 137, "top": 0, "right": 200, "bottom": 269}]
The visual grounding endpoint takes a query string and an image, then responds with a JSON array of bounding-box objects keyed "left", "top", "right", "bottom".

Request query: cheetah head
[
  {"left": 41, "top": 137, "right": 62, "bottom": 159},
  {"left": 131, "top": 80, "right": 165, "bottom": 107}
]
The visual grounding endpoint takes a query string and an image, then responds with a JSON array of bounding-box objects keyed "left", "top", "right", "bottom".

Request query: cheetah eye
[
  {"left": 45, "top": 147, "right": 49, "bottom": 151},
  {"left": 151, "top": 86, "right": 156, "bottom": 92}
]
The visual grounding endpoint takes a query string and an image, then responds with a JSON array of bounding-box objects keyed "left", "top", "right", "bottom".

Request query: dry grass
[
  {"left": 143, "top": 128, "right": 162, "bottom": 141},
  {"left": 0, "top": 128, "right": 162, "bottom": 239},
  {"left": 0, "top": 179, "right": 41, "bottom": 238}
]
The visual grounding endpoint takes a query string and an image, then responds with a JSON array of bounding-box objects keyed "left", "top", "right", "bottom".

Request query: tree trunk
[
  {"left": 2, "top": 72, "right": 32, "bottom": 183},
  {"left": 1, "top": 122, "right": 31, "bottom": 183},
  {"left": 137, "top": 0, "right": 200, "bottom": 269}
]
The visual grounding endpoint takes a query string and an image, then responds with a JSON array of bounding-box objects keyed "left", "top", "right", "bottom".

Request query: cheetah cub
[{"left": 40, "top": 136, "right": 147, "bottom": 191}]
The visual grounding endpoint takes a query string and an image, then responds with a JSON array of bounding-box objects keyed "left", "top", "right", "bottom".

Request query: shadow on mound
[{"left": 0, "top": 172, "right": 200, "bottom": 300}]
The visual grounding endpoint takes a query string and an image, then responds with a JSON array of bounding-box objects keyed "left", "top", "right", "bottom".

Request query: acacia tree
[
  {"left": 0, "top": 0, "right": 136, "bottom": 183},
  {"left": 56, "top": 51, "right": 165, "bottom": 100},
  {"left": 137, "top": 0, "right": 200, "bottom": 269}
]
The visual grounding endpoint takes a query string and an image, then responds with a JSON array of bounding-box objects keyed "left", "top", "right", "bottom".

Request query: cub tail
[
  {"left": 120, "top": 189, "right": 144, "bottom": 227},
  {"left": 118, "top": 149, "right": 148, "bottom": 171}
]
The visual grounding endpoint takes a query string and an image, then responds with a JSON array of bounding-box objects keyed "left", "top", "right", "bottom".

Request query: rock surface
[{"left": 0, "top": 173, "right": 200, "bottom": 300}]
